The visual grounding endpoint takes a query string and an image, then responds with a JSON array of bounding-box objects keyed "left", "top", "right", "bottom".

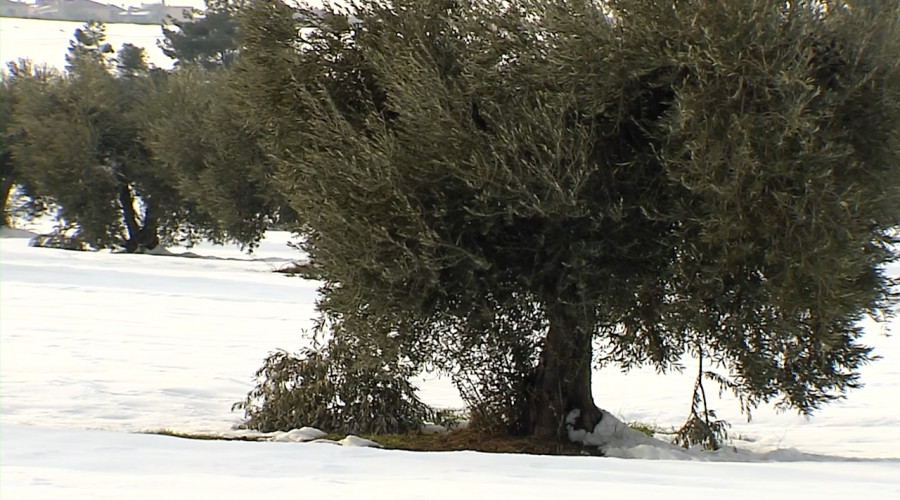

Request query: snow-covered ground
[{"left": 2, "top": 226, "right": 899, "bottom": 498}]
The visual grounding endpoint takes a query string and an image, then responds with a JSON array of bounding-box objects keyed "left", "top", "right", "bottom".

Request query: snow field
[{"left": 2, "top": 229, "right": 899, "bottom": 498}]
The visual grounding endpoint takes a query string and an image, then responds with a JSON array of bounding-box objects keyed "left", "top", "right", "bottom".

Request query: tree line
[
  {"left": 3, "top": 0, "right": 899, "bottom": 449},
  {"left": 1, "top": 0, "right": 288, "bottom": 251}
]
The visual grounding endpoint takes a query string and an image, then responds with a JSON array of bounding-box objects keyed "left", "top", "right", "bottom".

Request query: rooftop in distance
[{"left": 0, "top": 0, "right": 198, "bottom": 25}]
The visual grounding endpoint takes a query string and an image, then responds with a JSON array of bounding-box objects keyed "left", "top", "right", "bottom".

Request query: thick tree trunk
[
  {"left": 138, "top": 203, "right": 160, "bottom": 251},
  {"left": 118, "top": 185, "right": 141, "bottom": 252},
  {"left": 527, "top": 291, "right": 603, "bottom": 440},
  {"left": 117, "top": 184, "right": 158, "bottom": 252},
  {"left": 1, "top": 177, "right": 14, "bottom": 227}
]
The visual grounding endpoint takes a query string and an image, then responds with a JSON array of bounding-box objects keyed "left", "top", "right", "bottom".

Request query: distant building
[
  {"left": 1, "top": 0, "right": 31, "bottom": 17},
  {"left": 0, "top": 0, "right": 195, "bottom": 24},
  {"left": 124, "top": 3, "right": 194, "bottom": 24},
  {"left": 34, "top": 0, "right": 125, "bottom": 23}
]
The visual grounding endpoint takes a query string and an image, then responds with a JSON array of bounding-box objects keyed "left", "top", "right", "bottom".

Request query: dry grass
[
  {"left": 146, "top": 429, "right": 267, "bottom": 441},
  {"left": 367, "top": 428, "right": 603, "bottom": 456},
  {"left": 145, "top": 428, "right": 603, "bottom": 456}
]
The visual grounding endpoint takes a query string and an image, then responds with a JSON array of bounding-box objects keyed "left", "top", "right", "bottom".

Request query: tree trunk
[
  {"left": 527, "top": 290, "right": 603, "bottom": 440},
  {"left": 1, "top": 177, "right": 14, "bottom": 227},
  {"left": 138, "top": 202, "right": 160, "bottom": 251},
  {"left": 118, "top": 184, "right": 143, "bottom": 253},
  {"left": 118, "top": 186, "right": 161, "bottom": 252}
]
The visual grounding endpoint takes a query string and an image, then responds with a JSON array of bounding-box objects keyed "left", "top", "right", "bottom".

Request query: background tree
[
  {"left": 140, "top": 63, "right": 293, "bottom": 249},
  {"left": 10, "top": 23, "right": 194, "bottom": 251},
  {"left": 160, "top": 0, "right": 242, "bottom": 69},
  {"left": 153, "top": 0, "right": 295, "bottom": 249},
  {"left": 236, "top": 0, "right": 900, "bottom": 443},
  {"left": 7, "top": 20, "right": 290, "bottom": 250},
  {"left": 0, "top": 76, "right": 14, "bottom": 226},
  {"left": 0, "top": 61, "right": 55, "bottom": 227}
]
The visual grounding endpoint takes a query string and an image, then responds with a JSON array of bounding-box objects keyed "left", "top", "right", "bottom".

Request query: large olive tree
[{"left": 235, "top": 0, "right": 900, "bottom": 441}]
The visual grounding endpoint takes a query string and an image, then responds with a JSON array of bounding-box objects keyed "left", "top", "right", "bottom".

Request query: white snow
[
  {"left": 567, "top": 409, "right": 676, "bottom": 455},
  {"left": 2, "top": 228, "right": 900, "bottom": 497},
  {"left": 0, "top": 226, "right": 37, "bottom": 239},
  {"left": 339, "top": 435, "right": 384, "bottom": 448},
  {"left": 269, "top": 427, "right": 329, "bottom": 443}
]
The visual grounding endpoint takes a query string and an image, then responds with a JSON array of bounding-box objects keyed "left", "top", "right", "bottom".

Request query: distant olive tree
[
  {"left": 235, "top": 0, "right": 900, "bottom": 445},
  {"left": 1, "top": 60, "right": 54, "bottom": 227},
  {"left": 10, "top": 23, "right": 192, "bottom": 251},
  {"left": 140, "top": 63, "right": 294, "bottom": 249},
  {"left": 8, "top": 21, "right": 285, "bottom": 251},
  {"left": 160, "top": 0, "right": 242, "bottom": 69}
]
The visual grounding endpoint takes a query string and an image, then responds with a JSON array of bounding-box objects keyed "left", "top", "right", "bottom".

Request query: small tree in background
[
  {"left": 152, "top": 0, "right": 296, "bottom": 249},
  {"left": 140, "top": 64, "right": 294, "bottom": 249},
  {"left": 1, "top": 74, "right": 17, "bottom": 226},
  {"left": 7, "top": 20, "right": 289, "bottom": 250},
  {"left": 10, "top": 23, "right": 193, "bottom": 251},
  {"left": 160, "top": 0, "right": 242, "bottom": 69},
  {"left": 1, "top": 61, "right": 54, "bottom": 227},
  {"left": 235, "top": 0, "right": 900, "bottom": 446}
]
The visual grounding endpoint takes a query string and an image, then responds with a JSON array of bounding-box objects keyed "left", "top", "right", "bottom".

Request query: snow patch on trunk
[
  {"left": 565, "top": 409, "right": 874, "bottom": 462},
  {"left": 567, "top": 409, "right": 690, "bottom": 459}
]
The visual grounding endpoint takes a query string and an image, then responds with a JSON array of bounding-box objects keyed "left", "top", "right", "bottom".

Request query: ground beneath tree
[
  {"left": 2, "top": 230, "right": 899, "bottom": 497},
  {"left": 353, "top": 429, "right": 608, "bottom": 456}
]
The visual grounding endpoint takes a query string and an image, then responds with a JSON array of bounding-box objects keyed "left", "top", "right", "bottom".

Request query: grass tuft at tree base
[
  {"left": 363, "top": 428, "right": 604, "bottom": 456},
  {"left": 147, "top": 426, "right": 687, "bottom": 456}
]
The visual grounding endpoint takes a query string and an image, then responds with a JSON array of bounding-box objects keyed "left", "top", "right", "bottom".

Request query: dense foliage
[
  {"left": 1, "top": 61, "right": 49, "bottom": 226},
  {"left": 235, "top": 0, "right": 900, "bottom": 444},
  {"left": 160, "top": 0, "right": 242, "bottom": 69},
  {"left": 141, "top": 64, "right": 291, "bottom": 249},
  {"left": 234, "top": 339, "right": 441, "bottom": 434}
]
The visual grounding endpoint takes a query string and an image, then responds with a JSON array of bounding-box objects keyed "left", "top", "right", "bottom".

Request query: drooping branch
[{"left": 674, "top": 343, "right": 730, "bottom": 450}]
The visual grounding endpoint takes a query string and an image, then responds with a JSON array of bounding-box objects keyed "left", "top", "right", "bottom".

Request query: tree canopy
[
  {"left": 1, "top": 61, "right": 53, "bottom": 227},
  {"left": 9, "top": 23, "right": 200, "bottom": 250},
  {"left": 140, "top": 63, "right": 293, "bottom": 248},
  {"left": 5, "top": 21, "right": 289, "bottom": 251},
  {"left": 160, "top": 0, "right": 243, "bottom": 69},
  {"left": 235, "top": 0, "right": 900, "bottom": 443}
]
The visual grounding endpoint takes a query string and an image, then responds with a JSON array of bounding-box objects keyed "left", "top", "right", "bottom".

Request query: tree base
[{"left": 528, "top": 396, "right": 604, "bottom": 441}]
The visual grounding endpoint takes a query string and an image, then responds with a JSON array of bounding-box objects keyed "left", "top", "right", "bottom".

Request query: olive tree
[
  {"left": 10, "top": 23, "right": 196, "bottom": 251},
  {"left": 235, "top": 0, "right": 900, "bottom": 441},
  {"left": 140, "top": 64, "right": 293, "bottom": 249},
  {"left": 1, "top": 60, "right": 53, "bottom": 226},
  {"left": 160, "top": 0, "right": 242, "bottom": 69}
]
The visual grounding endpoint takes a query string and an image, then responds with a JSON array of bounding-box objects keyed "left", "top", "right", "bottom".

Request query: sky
[
  {"left": 116, "top": 0, "right": 208, "bottom": 9},
  {"left": 0, "top": 2, "right": 321, "bottom": 70}
]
